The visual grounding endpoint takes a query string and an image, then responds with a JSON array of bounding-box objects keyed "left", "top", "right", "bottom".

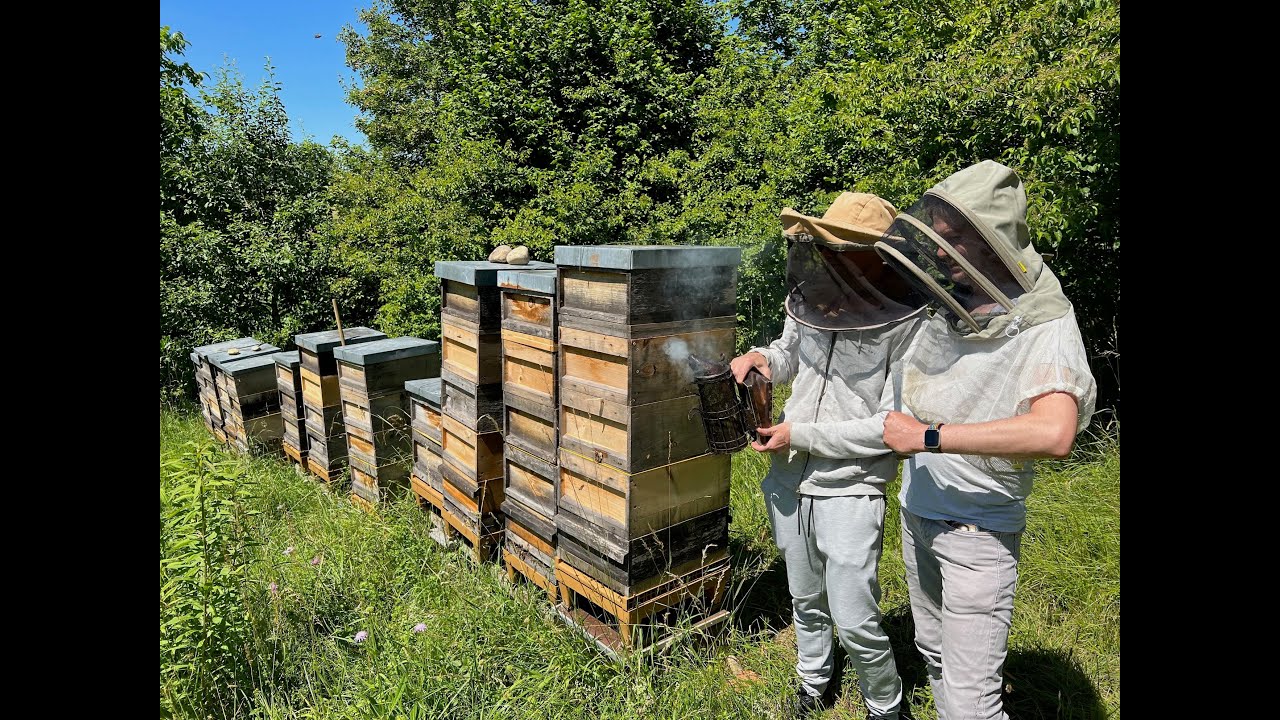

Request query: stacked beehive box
[
  {"left": 552, "top": 245, "right": 740, "bottom": 647},
  {"left": 435, "top": 260, "right": 554, "bottom": 560},
  {"left": 210, "top": 346, "right": 284, "bottom": 454},
  {"left": 405, "top": 377, "right": 447, "bottom": 534},
  {"left": 294, "top": 327, "right": 387, "bottom": 483},
  {"left": 334, "top": 337, "right": 441, "bottom": 508},
  {"left": 274, "top": 350, "right": 308, "bottom": 466},
  {"left": 192, "top": 337, "right": 261, "bottom": 442},
  {"left": 497, "top": 267, "right": 560, "bottom": 602}
]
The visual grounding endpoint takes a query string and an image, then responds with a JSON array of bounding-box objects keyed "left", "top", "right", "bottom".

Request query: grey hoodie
[{"left": 751, "top": 313, "right": 923, "bottom": 496}]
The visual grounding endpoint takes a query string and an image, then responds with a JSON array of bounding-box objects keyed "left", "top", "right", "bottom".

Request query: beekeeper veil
[
  {"left": 874, "top": 161, "right": 1072, "bottom": 338},
  {"left": 779, "top": 192, "right": 928, "bottom": 332}
]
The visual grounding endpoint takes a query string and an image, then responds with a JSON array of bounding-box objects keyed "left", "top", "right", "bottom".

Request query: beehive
[{"left": 333, "top": 337, "right": 441, "bottom": 505}]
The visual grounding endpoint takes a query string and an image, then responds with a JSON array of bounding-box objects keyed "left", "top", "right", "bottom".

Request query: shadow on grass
[
  {"left": 883, "top": 606, "right": 1111, "bottom": 719},
  {"left": 725, "top": 533, "right": 792, "bottom": 636},
  {"left": 1003, "top": 646, "right": 1112, "bottom": 719}
]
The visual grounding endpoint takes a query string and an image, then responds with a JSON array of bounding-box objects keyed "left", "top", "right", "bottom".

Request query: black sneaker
[{"left": 790, "top": 686, "right": 832, "bottom": 719}]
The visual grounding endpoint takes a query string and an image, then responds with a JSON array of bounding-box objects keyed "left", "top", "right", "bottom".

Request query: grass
[{"left": 160, "top": 407, "right": 1119, "bottom": 719}]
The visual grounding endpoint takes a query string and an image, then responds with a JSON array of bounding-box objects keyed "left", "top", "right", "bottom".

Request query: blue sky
[{"left": 160, "top": 1, "right": 370, "bottom": 147}]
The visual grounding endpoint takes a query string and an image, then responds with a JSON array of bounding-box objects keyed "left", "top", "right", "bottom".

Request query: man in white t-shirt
[{"left": 874, "top": 160, "right": 1097, "bottom": 720}]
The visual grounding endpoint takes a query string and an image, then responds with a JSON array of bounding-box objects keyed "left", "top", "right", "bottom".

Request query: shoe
[{"left": 790, "top": 686, "right": 832, "bottom": 719}]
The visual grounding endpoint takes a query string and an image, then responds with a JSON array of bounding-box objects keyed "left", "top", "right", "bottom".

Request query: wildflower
[
  {"left": 268, "top": 582, "right": 279, "bottom": 594},
  {"left": 413, "top": 623, "right": 427, "bottom": 634},
  {"left": 354, "top": 631, "right": 368, "bottom": 644},
  {"left": 310, "top": 555, "right": 322, "bottom": 566},
  {"left": 283, "top": 546, "right": 295, "bottom": 556}
]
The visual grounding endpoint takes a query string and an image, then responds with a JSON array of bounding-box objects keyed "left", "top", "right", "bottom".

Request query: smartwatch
[{"left": 924, "top": 422, "right": 945, "bottom": 453}]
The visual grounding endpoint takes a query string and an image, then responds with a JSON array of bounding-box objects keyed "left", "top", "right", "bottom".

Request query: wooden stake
[{"left": 332, "top": 299, "right": 346, "bottom": 346}]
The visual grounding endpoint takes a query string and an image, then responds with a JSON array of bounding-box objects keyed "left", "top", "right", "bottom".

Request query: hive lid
[
  {"left": 271, "top": 350, "right": 301, "bottom": 369},
  {"left": 333, "top": 336, "right": 441, "bottom": 366},
  {"left": 404, "top": 377, "right": 443, "bottom": 407},
  {"left": 219, "top": 353, "right": 280, "bottom": 377},
  {"left": 193, "top": 337, "right": 259, "bottom": 359},
  {"left": 435, "top": 260, "right": 555, "bottom": 287},
  {"left": 208, "top": 344, "right": 282, "bottom": 371},
  {"left": 294, "top": 327, "right": 387, "bottom": 354},
  {"left": 553, "top": 245, "right": 742, "bottom": 270},
  {"left": 497, "top": 268, "right": 557, "bottom": 295}
]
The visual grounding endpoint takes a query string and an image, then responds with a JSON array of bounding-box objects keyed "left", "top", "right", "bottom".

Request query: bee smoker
[{"left": 689, "top": 354, "right": 774, "bottom": 454}]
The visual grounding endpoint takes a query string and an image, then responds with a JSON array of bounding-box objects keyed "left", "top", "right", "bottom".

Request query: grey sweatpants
[
  {"left": 765, "top": 482, "right": 903, "bottom": 715},
  {"left": 900, "top": 509, "right": 1022, "bottom": 720}
]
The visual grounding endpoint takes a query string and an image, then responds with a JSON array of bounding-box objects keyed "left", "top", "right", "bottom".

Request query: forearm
[
  {"left": 928, "top": 415, "right": 1076, "bottom": 459},
  {"left": 885, "top": 393, "right": 1080, "bottom": 459},
  {"left": 749, "top": 318, "right": 800, "bottom": 384},
  {"left": 791, "top": 414, "right": 891, "bottom": 459}
]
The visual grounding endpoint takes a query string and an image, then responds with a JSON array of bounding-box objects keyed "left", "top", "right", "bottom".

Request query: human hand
[
  {"left": 883, "top": 411, "right": 927, "bottom": 456},
  {"left": 730, "top": 352, "right": 771, "bottom": 383},
  {"left": 751, "top": 422, "right": 791, "bottom": 453}
]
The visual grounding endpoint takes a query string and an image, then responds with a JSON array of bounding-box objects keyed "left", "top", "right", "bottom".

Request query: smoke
[
  {"left": 665, "top": 337, "right": 691, "bottom": 365},
  {"left": 662, "top": 334, "right": 731, "bottom": 380}
]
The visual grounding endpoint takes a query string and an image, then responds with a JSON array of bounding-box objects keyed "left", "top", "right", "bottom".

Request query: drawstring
[{"left": 796, "top": 494, "right": 817, "bottom": 537}]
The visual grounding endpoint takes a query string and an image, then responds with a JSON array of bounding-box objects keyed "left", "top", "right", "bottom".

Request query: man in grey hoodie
[
  {"left": 731, "top": 192, "right": 928, "bottom": 720},
  {"left": 875, "top": 160, "right": 1096, "bottom": 720}
]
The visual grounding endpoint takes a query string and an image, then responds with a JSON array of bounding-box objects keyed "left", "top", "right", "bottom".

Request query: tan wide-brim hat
[{"left": 780, "top": 192, "right": 898, "bottom": 247}]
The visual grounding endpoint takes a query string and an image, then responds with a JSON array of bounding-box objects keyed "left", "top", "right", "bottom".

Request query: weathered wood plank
[
  {"left": 555, "top": 507, "right": 730, "bottom": 594},
  {"left": 503, "top": 444, "right": 557, "bottom": 519},
  {"left": 557, "top": 448, "right": 731, "bottom": 542},
  {"left": 501, "top": 291, "right": 556, "bottom": 339},
  {"left": 440, "top": 368, "right": 504, "bottom": 433},
  {"left": 441, "top": 414, "right": 504, "bottom": 481},
  {"left": 558, "top": 325, "right": 734, "bottom": 406},
  {"left": 557, "top": 264, "right": 738, "bottom": 325},
  {"left": 504, "top": 402, "right": 558, "bottom": 464},
  {"left": 441, "top": 316, "right": 502, "bottom": 385},
  {"left": 558, "top": 389, "right": 709, "bottom": 473}
]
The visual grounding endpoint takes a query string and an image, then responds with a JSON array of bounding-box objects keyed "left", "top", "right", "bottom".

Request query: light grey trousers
[
  {"left": 765, "top": 483, "right": 904, "bottom": 715},
  {"left": 900, "top": 509, "right": 1022, "bottom": 720}
]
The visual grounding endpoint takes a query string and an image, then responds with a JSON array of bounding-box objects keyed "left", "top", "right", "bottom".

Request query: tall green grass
[{"left": 160, "top": 408, "right": 1118, "bottom": 719}]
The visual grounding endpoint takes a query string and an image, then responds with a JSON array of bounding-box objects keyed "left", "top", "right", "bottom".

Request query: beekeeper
[
  {"left": 731, "top": 192, "right": 926, "bottom": 720},
  {"left": 876, "top": 160, "right": 1097, "bottom": 720}
]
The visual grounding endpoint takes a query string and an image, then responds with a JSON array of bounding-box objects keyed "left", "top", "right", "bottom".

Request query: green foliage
[
  {"left": 159, "top": 439, "right": 266, "bottom": 717},
  {"left": 160, "top": 29, "right": 344, "bottom": 400}
]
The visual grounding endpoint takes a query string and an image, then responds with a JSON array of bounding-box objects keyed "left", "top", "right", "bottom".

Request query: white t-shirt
[{"left": 899, "top": 309, "right": 1097, "bottom": 532}]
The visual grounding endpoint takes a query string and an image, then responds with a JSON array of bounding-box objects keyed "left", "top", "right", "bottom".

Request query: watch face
[{"left": 924, "top": 427, "right": 941, "bottom": 449}]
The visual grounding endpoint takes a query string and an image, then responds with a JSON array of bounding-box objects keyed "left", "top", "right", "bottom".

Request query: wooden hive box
[
  {"left": 556, "top": 448, "right": 730, "bottom": 560},
  {"left": 557, "top": 318, "right": 736, "bottom": 406},
  {"left": 441, "top": 413, "right": 503, "bottom": 482},
  {"left": 499, "top": 267, "right": 557, "bottom": 340},
  {"left": 441, "top": 314, "right": 502, "bottom": 386},
  {"left": 350, "top": 465, "right": 409, "bottom": 505},
  {"left": 441, "top": 368, "right": 505, "bottom": 434},
  {"left": 553, "top": 246, "right": 740, "bottom": 328},
  {"left": 333, "top": 336, "right": 441, "bottom": 399},
  {"left": 273, "top": 351, "right": 307, "bottom": 456},
  {"left": 209, "top": 352, "right": 285, "bottom": 453},
  {"left": 558, "top": 387, "right": 710, "bottom": 473},
  {"left": 200, "top": 339, "right": 274, "bottom": 428},
  {"left": 556, "top": 506, "right": 730, "bottom": 598},
  {"left": 503, "top": 444, "right": 557, "bottom": 522},
  {"left": 436, "top": 260, "right": 554, "bottom": 333},
  {"left": 406, "top": 378, "right": 446, "bottom": 498},
  {"left": 412, "top": 431, "right": 444, "bottom": 492},
  {"left": 405, "top": 378, "right": 444, "bottom": 445},
  {"left": 504, "top": 395, "right": 557, "bottom": 466},
  {"left": 294, "top": 327, "right": 387, "bottom": 409}
]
